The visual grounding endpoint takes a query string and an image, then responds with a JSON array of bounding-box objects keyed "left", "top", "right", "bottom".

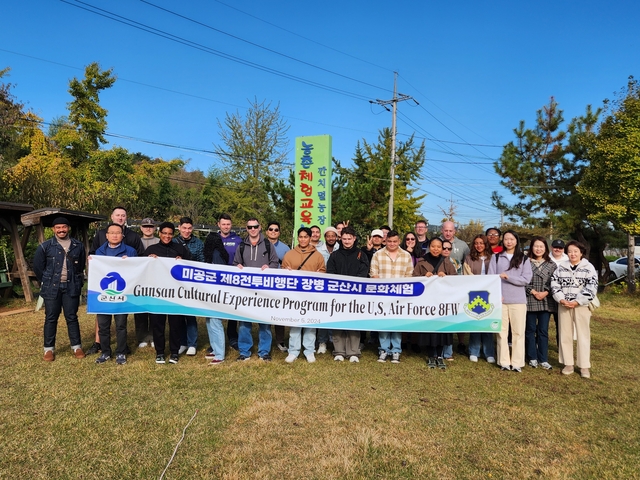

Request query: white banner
[{"left": 87, "top": 256, "right": 503, "bottom": 333}]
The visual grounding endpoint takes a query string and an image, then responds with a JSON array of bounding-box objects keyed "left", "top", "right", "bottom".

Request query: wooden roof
[{"left": 21, "top": 208, "right": 105, "bottom": 227}]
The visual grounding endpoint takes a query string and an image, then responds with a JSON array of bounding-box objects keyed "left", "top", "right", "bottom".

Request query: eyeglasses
[
  {"left": 246, "top": 225, "right": 260, "bottom": 230},
  {"left": 442, "top": 247, "right": 452, "bottom": 251},
  {"left": 487, "top": 234, "right": 500, "bottom": 237},
  {"left": 268, "top": 227, "right": 279, "bottom": 232}
]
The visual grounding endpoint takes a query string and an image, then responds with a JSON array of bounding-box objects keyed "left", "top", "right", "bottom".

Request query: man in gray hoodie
[{"left": 233, "top": 218, "right": 280, "bottom": 361}]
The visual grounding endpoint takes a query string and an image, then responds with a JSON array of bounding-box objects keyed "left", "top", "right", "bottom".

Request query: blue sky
[{"left": 2, "top": 0, "right": 638, "bottom": 228}]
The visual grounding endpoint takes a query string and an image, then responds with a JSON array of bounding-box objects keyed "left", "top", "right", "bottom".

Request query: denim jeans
[
  {"left": 468, "top": 333, "right": 496, "bottom": 359},
  {"left": 238, "top": 322, "right": 272, "bottom": 358},
  {"left": 205, "top": 317, "right": 225, "bottom": 360},
  {"left": 97, "top": 314, "right": 128, "bottom": 357},
  {"left": 317, "top": 328, "right": 330, "bottom": 345},
  {"left": 180, "top": 316, "right": 198, "bottom": 348},
  {"left": 43, "top": 283, "right": 81, "bottom": 351},
  {"left": 442, "top": 344, "right": 453, "bottom": 358},
  {"left": 288, "top": 327, "right": 316, "bottom": 358},
  {"left": 379, "top": 331, "right": 402, "bottom": 354},
  {"left": 526, "top": 311, "right": 551, "bottom": 363}
]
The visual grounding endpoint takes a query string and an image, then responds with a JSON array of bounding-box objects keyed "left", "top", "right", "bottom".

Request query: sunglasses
[
  {"left": 442, "top": 247, "right": 452, "bottom": 251},
  {"left": 406, "top": 238, "right": 416, "bottom": 241},
  {"left": 268, "top": 227, "right": 279, "bottom": 232},
  {"left": 247, "top": 225, "right": 260, "bottom": 230}
]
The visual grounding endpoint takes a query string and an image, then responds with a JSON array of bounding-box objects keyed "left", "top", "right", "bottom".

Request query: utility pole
[{"left": 370, "top": 72, "right": 415, "bottom": 228}]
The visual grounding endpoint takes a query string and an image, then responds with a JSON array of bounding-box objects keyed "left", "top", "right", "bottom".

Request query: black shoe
[
  {"left": 436, "top": 357, "right": 446, "bottom": 369},
  {"left": 236, "top": 355, "right": 250, "bottom": 361},
  {"left": 86, "top": 342, "right": 101, "bottom": 355},
  {"left": 229, "top": 342, "right": 239, "bottom": 351},
  {"left": 427, "top": 357, "right": 436, "bottom": 368},
  {"left": 169, "top": 354, "right": 179, "bottom": 364},
  {"left": 155, "top": 354, "right": 165, "bottom": 364},
  {"left": 259, "top": 354, "right": 272, "bottom": 362},
  {"left": 457, "top": 343, "right": 467, "bottom": 355}
]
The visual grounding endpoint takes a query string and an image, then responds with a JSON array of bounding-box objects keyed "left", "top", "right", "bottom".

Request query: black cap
[
  {"left": 551, "top": 239, "right": 565, "bottom": 249},
  {"left": 52, "top": 217, "right": 70, "bottom": 227}
]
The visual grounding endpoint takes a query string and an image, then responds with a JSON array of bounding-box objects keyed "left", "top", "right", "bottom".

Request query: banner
[{"left": 87, "top": 257, "right": 503, "bottom": 333}]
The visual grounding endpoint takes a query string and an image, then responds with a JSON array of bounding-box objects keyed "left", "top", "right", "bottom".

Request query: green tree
[
  {"left": 212, "top": 98, "right": 290, "bottom": 224},
  {"left": 333, "top": 128, "right": 425, "bottom": 234},
  {"left": 579, "top": 77, "right": 640, "bottom": 292},
  {"left": 492, "top": 97, "right": 613, "bottom": 275},
  {"left": 54, "top": 62, "right": 116, "bottom": 165},
  {"left": 0, "top": 68, "right": 30, "bottom": 172}
]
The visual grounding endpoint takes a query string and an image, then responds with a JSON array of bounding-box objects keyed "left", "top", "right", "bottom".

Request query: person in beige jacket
[{"left": 282, "top": 227, "right": 326, "bottom": 363}]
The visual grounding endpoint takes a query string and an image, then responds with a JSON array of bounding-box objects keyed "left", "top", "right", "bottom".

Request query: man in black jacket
[
  {"left": 144, "top": 222, "right": 191, "bottom": 364},
  {"left": 326, "top": 226, "right": 370, "bottom": 362}
]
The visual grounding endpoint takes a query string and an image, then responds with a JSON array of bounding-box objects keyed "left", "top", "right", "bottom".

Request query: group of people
[{"left": 34, "top": 208, "right": 599, "bottom": 378}]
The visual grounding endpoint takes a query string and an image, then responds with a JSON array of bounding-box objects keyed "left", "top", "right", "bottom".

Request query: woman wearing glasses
[
  {"left": 401, "top": 232, "right": 422, "bottom": 266},
  {"left": 488, "top": 230, "right": 532, "bottom": 372},
  {"left": 413, "top": 238, "right": 457, "bottom": 369},
  {"left": 463, "top": 234, "right": 496, "bottom": 364}
]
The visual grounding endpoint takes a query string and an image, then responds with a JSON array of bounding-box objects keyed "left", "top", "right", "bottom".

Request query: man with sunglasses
[
  {"left": 265, "top": 221, "right": 290, "bottom": 351},
  {"left": 233, "top": 218, "right": 280, "bottom": 361}
]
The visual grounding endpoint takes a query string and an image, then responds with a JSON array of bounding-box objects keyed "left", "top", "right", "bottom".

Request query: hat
[
  {"left": 324, "top": 226, "right": 339, "bottom": 236},
  {"left": 551, "top": 239, "right": 565, "bottom": 249},
  {"left": 141, "top": 218, "right": 155, "bottom": 227},
  {"left": 371, "top": 229, "right": 384, "bottom": 238},
  {"left": 52, "top": 217, "right": 70, "bottom": 227}
]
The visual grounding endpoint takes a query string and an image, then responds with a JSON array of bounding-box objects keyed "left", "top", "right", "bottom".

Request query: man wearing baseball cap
[
  {"left": 363, "top": 229, "right": 385, "bottom": 262},
  {"left": 33, "top": 217, "right": 87, "bottom": 361},
  {"left": 550, "top": 239, "right": 568, "bottom": 265}
]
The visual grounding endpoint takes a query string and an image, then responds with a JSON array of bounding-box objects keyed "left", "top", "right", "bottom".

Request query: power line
[
  {"left": 141, "top": 0, "right": 391, "bottom": 94},
  {"left": 60, "top": 0, "right": 373, "bottom": 101},
  {"left": 213, "top": 0, "right": 392, "bottom": 72}
]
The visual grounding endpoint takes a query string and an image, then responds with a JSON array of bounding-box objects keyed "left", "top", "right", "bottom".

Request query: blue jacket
[
  {"left": 33, "top": 237, "right": 86, "bottom": 299},
  {"left": 95, "top": 241, "right": 138, "bottom": 258}
]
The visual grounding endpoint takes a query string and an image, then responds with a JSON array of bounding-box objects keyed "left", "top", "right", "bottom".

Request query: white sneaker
[
  {"left": 469, "top": 355, "right": 478, "bottom": 362},
  {"left": 378, "top": 351, "right": 388, "bottom": 363},
  {"left": 178, "top": 345, "right": 187, "bottom": 355},
  {"left": 487, "top": 356, "right": 496, "bottom": 364},
  {"left": 391, "top": 353, "right": 400, "bottom": 364},
  {"left": 528, "top": 359, "right": 539, "bottom": 368},
  {"left": 285, "top": 354, "right": 297, "bottom": 363},
  {"left": 316, "top": 343, "right": 327, "bottom": 354},
  {"left": 305, "top": 353, "right": 316, "bottom": 363},
  {"left": 138, "top": 342, "right": 148, "bottom": 349},
  {"left": 186, "top": 347, "right": 197, "bottom": 356},
  {"left": 540, "top": 362, "right": 553, "bottom": 370},
  {"left": 349, "top": 355, "right": 359, "bottom": 363},
  {"left": 334, "top": 355, "right": 344, "bottom": 362}
]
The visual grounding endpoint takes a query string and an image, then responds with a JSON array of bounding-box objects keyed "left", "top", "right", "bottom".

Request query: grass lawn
[{"left": 1, "top": 292, "right": 639, "bottom": 479}]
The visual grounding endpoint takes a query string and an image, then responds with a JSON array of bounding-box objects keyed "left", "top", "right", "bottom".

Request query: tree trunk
[{"left": 627, "top": 233, "right": 636, "bottom": 293}]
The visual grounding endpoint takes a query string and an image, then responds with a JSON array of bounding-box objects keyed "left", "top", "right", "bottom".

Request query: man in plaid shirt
[{"left": 369, "top": 230, "right": 414, "bottom": 363}]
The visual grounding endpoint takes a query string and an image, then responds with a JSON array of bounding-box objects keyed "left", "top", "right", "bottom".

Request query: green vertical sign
[{"left": 295, "top": 135, "right": 332, "bottom": 230}]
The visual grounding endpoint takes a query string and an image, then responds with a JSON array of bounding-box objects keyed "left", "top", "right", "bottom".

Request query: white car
[{"left": 607, "top": 256, "right": 640, "bottom": 282}]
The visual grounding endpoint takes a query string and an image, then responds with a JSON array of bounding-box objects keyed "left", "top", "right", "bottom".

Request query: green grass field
[{"left": 1, "top": 292, "right": 639, "bottom": 479}]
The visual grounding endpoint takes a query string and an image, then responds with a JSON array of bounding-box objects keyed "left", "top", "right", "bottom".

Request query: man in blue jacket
[
  {"left": 33, "top": 217, "right": 86, "bottom": 361},
  {"left": 93, "top": 223, "right": 138, "bottom": 365}
]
